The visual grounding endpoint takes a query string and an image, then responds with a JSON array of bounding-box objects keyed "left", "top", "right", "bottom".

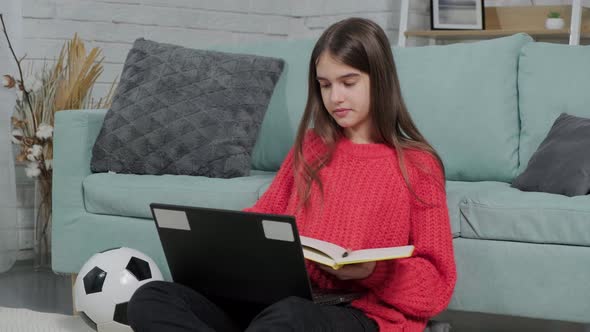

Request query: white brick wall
[{"left": 18, "top": 0, "right": 410, "bottom": 108}]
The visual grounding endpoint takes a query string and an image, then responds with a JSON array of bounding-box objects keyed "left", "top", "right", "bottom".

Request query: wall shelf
[
  {"left": 405, "top": 28, "right": 590, "bottom": 40},
  {"left": 398, "top": 1, "right": 590, "bottom": 46}
]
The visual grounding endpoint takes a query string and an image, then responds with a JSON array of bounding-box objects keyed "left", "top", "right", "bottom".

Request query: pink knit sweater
[{"left": 245, "top": 131, "right": 456, "bottom": 331}]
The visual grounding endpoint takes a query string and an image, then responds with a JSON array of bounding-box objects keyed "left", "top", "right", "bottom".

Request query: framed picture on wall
[{"left": 431, "top": 0, "right": 485, "bottom": 30}]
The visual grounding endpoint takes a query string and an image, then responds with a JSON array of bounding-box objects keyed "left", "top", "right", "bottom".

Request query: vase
[
  {"left": 33, "top": 177, "right": 52, "bottom": 271},
  {"left": 545, "top": 18, "right": 565, "bottom": 30}
]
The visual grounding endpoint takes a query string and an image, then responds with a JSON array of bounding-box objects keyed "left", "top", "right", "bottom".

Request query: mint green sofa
[{"left": 52, "top": 34, "right": 590, "bottom": 323}]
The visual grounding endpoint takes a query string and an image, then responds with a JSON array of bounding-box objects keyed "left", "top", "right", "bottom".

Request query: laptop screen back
[{"left": 150, "top": 203, "right": 314, "bottom": 305}]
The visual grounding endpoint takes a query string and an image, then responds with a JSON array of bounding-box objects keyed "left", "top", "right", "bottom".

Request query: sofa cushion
[
  {"left": 83, "top": 171, "right": 275, "bottom": 219},
  {"left": 511, "top": 113, "right": 590, "bottom": 197},
  {"left": 518, "top": 42, "right": 590, "bottom": 174},
  {"left": 445, "top": 181, "right": 509, "bottom": 238},
  {"left": 91, "top": 38, "right": 284, "bottom": 178},
  {"left": 459, "top": 182, "right": 590, "bottom": 246},
  {"left": 212, "top": 39, "right": 316, "bottom": 171},
  {"left": 393, "top": 33, "right": 532, "bottom": 182}
]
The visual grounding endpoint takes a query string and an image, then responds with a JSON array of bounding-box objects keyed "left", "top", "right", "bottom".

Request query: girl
[{"left": 128, "top": 17, "right": 456, "bottom": 332}]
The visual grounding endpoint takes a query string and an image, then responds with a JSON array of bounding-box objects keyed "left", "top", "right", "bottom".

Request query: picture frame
[{"left": 431, "top": 0, "right": 485, "bottom": 30}]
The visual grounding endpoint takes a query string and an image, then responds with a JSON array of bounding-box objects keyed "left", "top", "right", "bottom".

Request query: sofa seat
[
  {"left": 459, "top": 182, "right": 590, "bottom": 246},
  {"left": 83, "top": 170, "right": 276, "bottom": 219},
  {"left": 446, "top": 181, "right": 514, "bottom": 238}
]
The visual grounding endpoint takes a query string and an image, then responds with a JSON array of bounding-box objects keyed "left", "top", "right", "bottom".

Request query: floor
[
  {"left": 0, "top": 260, "right": 72, "bottom": 315},
  {"left": 1, "top": 260, "right": 589, "bottom": 332}
]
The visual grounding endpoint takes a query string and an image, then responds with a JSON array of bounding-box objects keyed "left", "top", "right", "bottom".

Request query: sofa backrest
[
  {"left": 216, "top": 34, "right": 535, "bottom": 182},
  {"left": 213, "top": 39, "right": 316, "bottom": 171},
  {"left": 392, "top": 33, "right": 532, "bottom": 182},
  {"left": 517, "top": 42, "right": 590, "bottom": 174}
]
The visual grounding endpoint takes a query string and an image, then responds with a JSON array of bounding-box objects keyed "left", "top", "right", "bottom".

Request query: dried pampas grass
[{"left": 53, "top": 33, "right": 114, "bottom": 112}]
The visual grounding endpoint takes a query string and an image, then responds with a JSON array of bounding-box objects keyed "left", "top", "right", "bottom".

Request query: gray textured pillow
[
  {"left": 91, "top": 38, "right": 284, "bottom": 178},
  {"left": 511, "top": 113, "right": 590, "bottom": 196}
]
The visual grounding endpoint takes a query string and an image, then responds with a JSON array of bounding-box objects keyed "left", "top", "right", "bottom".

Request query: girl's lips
[{"left": 333, "top": 109, "right": 351, "bottom": 118}]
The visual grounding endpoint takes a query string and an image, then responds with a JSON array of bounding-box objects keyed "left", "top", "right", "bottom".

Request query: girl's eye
[
  {"left": 319, "top": 83, "right": 331, "bottom": 88},
  {"left": 343, "top": 81, "right": 356, "bottom": 87}
]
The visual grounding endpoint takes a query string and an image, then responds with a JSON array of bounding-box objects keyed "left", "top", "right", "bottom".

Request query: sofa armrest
[{"left": 52, "top": 109, "right": 107, "bottom": 217}]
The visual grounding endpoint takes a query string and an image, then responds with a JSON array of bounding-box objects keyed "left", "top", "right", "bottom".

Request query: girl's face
[{"left": 316, "top": 52, "right": 372, "bottom": 143}]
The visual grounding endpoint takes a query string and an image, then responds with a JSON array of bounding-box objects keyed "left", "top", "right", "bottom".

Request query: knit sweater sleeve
[
  {"left": 357, "top": 152, "right": 456, "bottom": 319},
  {"left": 243, "top": 148, "right": 295, "bottom": 215}
]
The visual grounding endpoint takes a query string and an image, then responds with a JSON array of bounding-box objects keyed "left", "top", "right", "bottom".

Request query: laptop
[{"left": 149, "top": 203, "right": 365, "bottom": 307}]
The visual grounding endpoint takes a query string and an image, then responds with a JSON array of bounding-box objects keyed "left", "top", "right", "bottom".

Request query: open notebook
[{"left": 301, "top": 236, "right": 414, "bottom": 270}]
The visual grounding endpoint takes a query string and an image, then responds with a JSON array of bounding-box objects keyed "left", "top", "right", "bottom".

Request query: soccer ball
[{"left": 74, "top": 247, "right": 164, "bottom": 331}]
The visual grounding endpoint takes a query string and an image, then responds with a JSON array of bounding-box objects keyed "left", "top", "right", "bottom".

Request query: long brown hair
[{"left": 293, "top": 17, "right": 444, "bottom": 208}]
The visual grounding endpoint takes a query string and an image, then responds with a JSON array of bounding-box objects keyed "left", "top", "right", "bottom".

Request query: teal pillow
[{"left": 393, "top": 33, "right": 532, "bottom": 182}]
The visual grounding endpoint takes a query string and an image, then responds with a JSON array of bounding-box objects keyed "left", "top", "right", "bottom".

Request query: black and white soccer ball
[{"left": 74, "top": 247, "right": 164, "bottom": 331}]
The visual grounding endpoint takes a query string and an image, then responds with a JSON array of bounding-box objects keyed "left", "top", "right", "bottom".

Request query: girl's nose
[{"left": 330, "top": 86, "right": 344, "bottom": 104}]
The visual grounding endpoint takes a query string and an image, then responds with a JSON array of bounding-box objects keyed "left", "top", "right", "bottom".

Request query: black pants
[{"left": 127, "top": 281, "right": 379, "bottom": 332}]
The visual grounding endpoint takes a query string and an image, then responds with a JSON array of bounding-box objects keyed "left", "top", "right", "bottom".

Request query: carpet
[
  {"left": 0, "top": 306, "right": 452, "bottom": 332},
  {"left": 0, "top": 307, "right": 93, "bottom": 332}
]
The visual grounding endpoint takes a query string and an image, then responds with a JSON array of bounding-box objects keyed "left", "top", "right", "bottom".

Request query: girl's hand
[{"left": 316, "top": 261, "right": 376, "bottom": 280}]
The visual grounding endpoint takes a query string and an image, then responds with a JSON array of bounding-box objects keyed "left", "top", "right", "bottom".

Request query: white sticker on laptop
[
  {"left": 262, "top": 220, "right": 294, "bottom": 242},
  {"left": 153, "top": 209, "right": 191, "bottom": 231}
]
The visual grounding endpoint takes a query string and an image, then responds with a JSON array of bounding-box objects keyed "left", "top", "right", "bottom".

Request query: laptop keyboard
[{"left": 311, "top": 288, "right": 365, "bottom": 306}]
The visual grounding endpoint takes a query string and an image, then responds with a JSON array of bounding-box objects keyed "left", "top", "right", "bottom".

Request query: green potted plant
[{"left": 545, "top": 11, "right": 565, "bottom": 30}]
